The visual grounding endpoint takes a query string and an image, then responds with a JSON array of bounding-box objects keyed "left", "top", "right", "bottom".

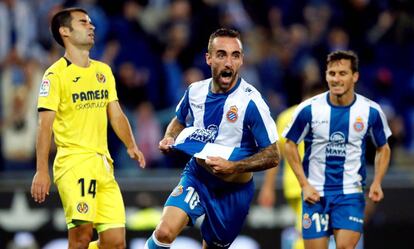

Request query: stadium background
[{"left": 0, "top": 0, "right": 413, "bottom": 248}]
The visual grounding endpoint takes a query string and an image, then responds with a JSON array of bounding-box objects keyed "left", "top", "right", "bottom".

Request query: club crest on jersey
[
  {"left": 171, "top": 185, "right": 183, "bottom": 197},
  {"left": 96, "top": 72, "right": 106, "bottom": 83},
  {"left": 353, "top": 117, "right": 364, "bottom": 132},
  {"left": 303, "top": 213, "right": 312, "bottom": 229},
  {"left": 77, "top": 202, "right": 89, "bottom": 214},
  {"left": 226, "top": 105, "right": 238, "bottom": 123},
  {"left": 39, "top": 79, "right": 50, "bottom": 97}
]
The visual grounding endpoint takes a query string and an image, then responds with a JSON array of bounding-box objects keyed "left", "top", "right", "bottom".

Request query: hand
[
  {"left": 205, "top": 156, "right": 236, "bottom": 175},
  {"left": 159, "top": 136, "right": 174, "bottom": 153},
  {"left": 257, "top": 186, "right": 276, "bottom": 208},
  {"left": 127, "top": 146, "right": 146, "bottom": 168},
  {"left": 31, "top": 171, "right": 51, "bottom": 203},
  {"left": 368, "top": 181, "right": 384, "bottom": 203},
  {"left": 302, "top": 184, "right": 320, "bottom": 204}
]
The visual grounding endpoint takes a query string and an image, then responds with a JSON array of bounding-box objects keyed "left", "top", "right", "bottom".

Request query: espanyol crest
[
  {"left": 353, "top": 117, "right": 364, "bottom": 132},
  {"left": 226, "top": 105, "right": 238, "bottom": 123}
]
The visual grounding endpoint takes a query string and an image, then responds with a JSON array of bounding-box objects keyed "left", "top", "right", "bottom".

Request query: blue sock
[{"left": 144, "top": 232, "right": 171, "bottom": 249}]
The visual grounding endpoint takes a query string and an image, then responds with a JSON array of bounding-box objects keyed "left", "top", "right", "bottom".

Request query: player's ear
[
  {"left": 353, "top": 71, "right": 359, "bottom": 83},
  {"left": 59, "top": 26, "right": 70, "bottom": 39},
  {"left": 205, "top": 52, "right": 211, "bottom": 66}
]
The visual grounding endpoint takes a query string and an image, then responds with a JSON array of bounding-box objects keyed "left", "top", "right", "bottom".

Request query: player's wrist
[
  {"left": 36, "top": 168, "right": 50, "bottom": 174},
  {"left": 163, "top": 133, "right": 176, "bottom": 140},
  {"left": 126, "top": 143, "right": 138, "bottom": 150}
]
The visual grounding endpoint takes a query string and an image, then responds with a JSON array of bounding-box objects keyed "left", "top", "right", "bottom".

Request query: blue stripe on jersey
[
  {"left": 368, "top": 107, "right": 387, "bottom": 147},
  {"left": 325, "top": 107, "right": 350, "bottom": 194},
  {"left": 203, "top": 92, "right": 227, "bottom": 137},
  {"left": 176, "top": 90, "right": 191, "bottom": 124},
  {"left": 285, "top": 105, "right": 312, "bottom": 144},
  {"left": 241, "top": 100, "right": 271, "bottom": 148}
]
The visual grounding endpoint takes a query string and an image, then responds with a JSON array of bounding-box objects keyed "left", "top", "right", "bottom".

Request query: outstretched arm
[
  {"left": 159, "top": 117, "right": 185, "bottom": 153},
  {"left": 369, "top": 143, "right": 391, "bottom": 202},
  {"left": 108, "top": 101, "right": 145, "bottom": 168},
  {"left": 31, "top": 110, "right": 55, "bottom": 203}
]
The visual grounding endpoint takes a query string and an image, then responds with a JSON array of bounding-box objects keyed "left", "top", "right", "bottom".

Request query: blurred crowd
[{"left": 0, "top": 0, "right": 413, "bottom": 173}]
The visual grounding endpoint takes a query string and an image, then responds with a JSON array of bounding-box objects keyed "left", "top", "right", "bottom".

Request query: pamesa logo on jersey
[
  {"left": 326, "top": 131, "right": 346, "bottom": 157},
  {"left": 189, "top": 124, "right": 218, "bottom": 143}
]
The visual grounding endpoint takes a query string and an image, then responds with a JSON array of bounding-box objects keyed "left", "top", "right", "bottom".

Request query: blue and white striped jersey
[
  {"left": 283, "top": 92, "right": 391, "bottom": 196},
  {"left": 175, "top": 77, "right": 278, "bottom": 159}
]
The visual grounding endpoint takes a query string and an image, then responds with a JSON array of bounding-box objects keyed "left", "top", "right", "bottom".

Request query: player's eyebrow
[{"left": 78, "top": 18, "right": 93, "bottom": 25}]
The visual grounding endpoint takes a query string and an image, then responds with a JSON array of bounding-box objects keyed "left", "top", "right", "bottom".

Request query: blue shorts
[
  {"left": 302, "top": 193, "right": 365, "bottom": 239},
  {"left": 165, "top": 159, "right": 255, "bottom": 248}
]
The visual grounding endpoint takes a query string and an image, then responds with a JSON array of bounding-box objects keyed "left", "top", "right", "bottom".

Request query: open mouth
[
  {"left": 221, "top": 71, "right": 232, "bottom": 77},
  {"left": 220, "top": 70, "right": 233, "bottom": 80}
]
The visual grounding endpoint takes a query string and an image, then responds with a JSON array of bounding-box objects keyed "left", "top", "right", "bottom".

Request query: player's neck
[
  {"left": 64, "top": 46, "right": 91, "bottom": 68},
  {"left": 329, "top": 91, "right": 355, "bottom": 106}
]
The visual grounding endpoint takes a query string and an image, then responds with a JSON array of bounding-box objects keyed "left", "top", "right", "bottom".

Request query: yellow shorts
[{"left": 55, "top": 153, "right": 125, "bottom": 229}]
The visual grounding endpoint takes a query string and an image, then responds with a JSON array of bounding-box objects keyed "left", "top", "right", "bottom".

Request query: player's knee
[
  {"left": 336, "top": 242, "right": 356, "bottom": 249},
  {"left": 100, "top": 238, "right": 126, "bottom": 249},
  {"left": 154, "top": 226, "right": 176, "bottom": 244},
  {"left": 68, "top": 235, "right": 93, "bottom": 249}
]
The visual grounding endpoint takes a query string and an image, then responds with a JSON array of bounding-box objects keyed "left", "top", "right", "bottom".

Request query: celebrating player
[{"left": 144, "top": 28, "right": 280, "bottom": 249}]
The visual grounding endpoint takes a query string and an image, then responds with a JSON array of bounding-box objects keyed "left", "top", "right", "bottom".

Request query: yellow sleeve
[{"left": 37, "top": 71, "right": 61, "bottom": 111}]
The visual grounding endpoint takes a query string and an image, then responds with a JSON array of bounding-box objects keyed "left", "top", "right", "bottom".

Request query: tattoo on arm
[{"left": 234, "top": 143, "right": 280, "bottom": 173}]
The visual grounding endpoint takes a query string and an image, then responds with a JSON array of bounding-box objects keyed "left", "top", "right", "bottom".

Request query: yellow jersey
[
  {"left": 276, "top": 105, "right": 304, "bottom": 199},
  {"left": 38, "top": 57, "right": 118, "bottom": 180}
]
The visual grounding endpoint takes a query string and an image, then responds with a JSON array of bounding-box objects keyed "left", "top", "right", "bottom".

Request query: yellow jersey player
[{"left": 30, "top": 8, "right": 145, "bottom": 249}]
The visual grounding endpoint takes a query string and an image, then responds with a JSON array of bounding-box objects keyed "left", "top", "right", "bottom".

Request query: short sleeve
[
  {"left": 283, "top": 104, "right": 312, "bottom": 144},
  {"left": 37, "top": 71, "right": 61, "bottom": 111},
  {"left": 175, "top": 89, "right": 190, "bottom": 125},
  {"left": 368, "top": 106, "right": 392, "bottom": 147},
  {"left": 245, "top": 99, "right": 278, "bottom": 148}
]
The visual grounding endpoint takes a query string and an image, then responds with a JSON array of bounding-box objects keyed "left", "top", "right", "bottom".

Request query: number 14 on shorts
[
  {"left": 303, "top": 212, "right": 329, "bottom": 232},
  {"left": 78, "top": 178, "right": 97, "bottom": 198}
]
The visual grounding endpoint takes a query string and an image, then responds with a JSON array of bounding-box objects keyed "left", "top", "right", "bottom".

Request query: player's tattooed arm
[
  {"left": 235, "top": 142, "right": 280, "bottom": 173},
  {"left": 205, "top": 143, "right": 279, "bottom": 175}
]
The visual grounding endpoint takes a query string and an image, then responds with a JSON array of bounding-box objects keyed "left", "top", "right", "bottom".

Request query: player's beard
[{"left": 212, "top": 68, "right": 238, "bottom": 93}]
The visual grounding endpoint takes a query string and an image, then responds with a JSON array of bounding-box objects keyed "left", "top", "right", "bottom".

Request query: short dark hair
[
  {"left": 207, "top": 28, "right": 242, "bottom": 53},
  {"left": 51, "top": 7, "right": 88, "bottom": 47},
  {"left": 326, "top": 50, "right": 359, "bottom": 73}
]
